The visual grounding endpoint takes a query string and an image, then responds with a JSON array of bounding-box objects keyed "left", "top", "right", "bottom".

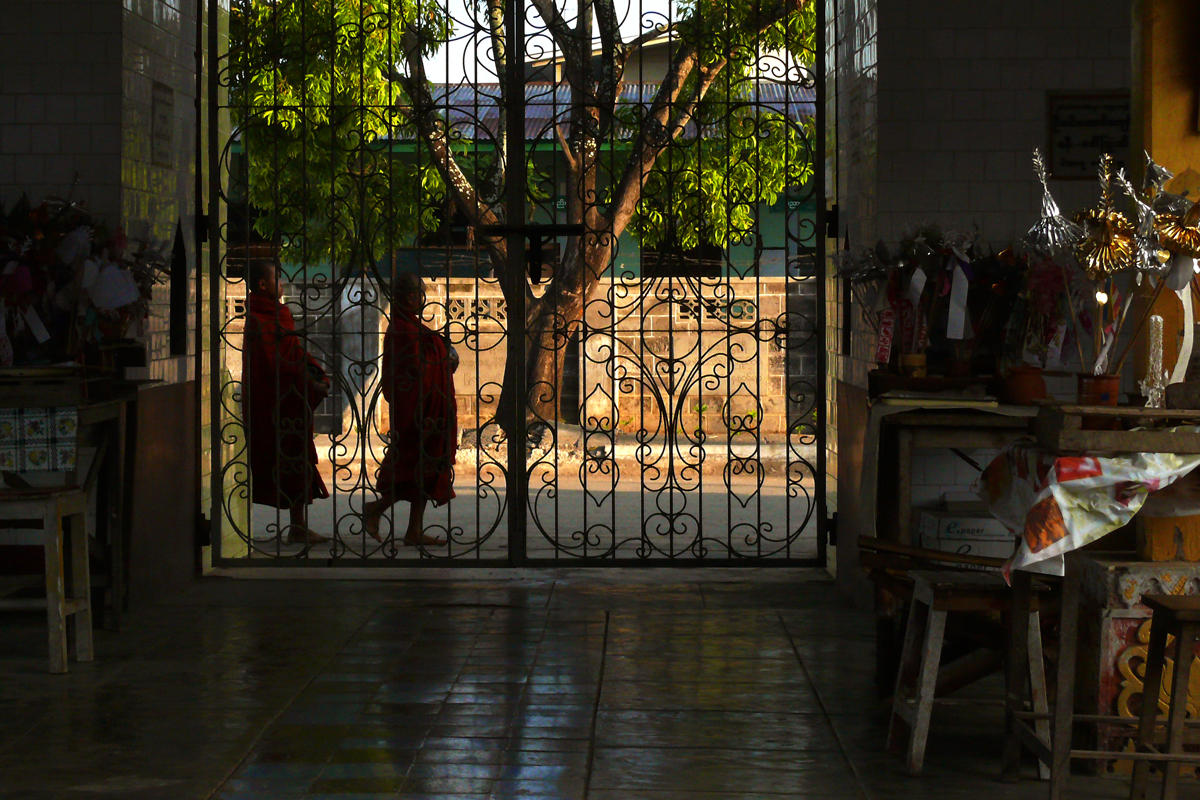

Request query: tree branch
[
  {"left": 391, "top": 32, "right": 506, "bottom": 267},
  {"left": 555, "top": 124, "right": 578, "bottom": 173},
  {"left": 485, "top": 0, "right": 508, "bottom": 191},
  {"left": 530, "top": 0, "right": 585, "bottom": 87},
  {"left": 623, "top": 24, "right": 673, "bottom": 63},
  {"left": 607, "top": 0, "right": 805, "bottom": 239},
  {"left": 595, "top": 0, "right": 624, "bottom": 113}
]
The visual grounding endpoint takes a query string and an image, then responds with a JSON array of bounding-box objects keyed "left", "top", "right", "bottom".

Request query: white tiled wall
[
  {"left": 830, "top": 0, "right": 1133, "bottom": 536},
  {"left": 122, "top": 0, "right": 199, "bottom": 383},
  {"left": 833, "top": 0, "right": 1132, "bottom": 394},
  {"left": 875, "top": 0, "right": 1131, "bottom": 249},
  {"left": 830, "top": 0, "right": 882, "bottom": 392},
  {"left": 0, "top": 2, "right": 123, "bottom": 223},
  {"left": 827, "top": 0, "right": 882, "bottom": 494},
  {"left": 0, "top": 0, "right": 199, "bottom": 385}
]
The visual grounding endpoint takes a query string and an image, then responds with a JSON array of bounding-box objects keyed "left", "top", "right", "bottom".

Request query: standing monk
[
  {"left": 363, "top": 274, "right": 458, "bottom": 546},
  {"left": 242, "top": 258, "right": 331, "bottom": 544}
]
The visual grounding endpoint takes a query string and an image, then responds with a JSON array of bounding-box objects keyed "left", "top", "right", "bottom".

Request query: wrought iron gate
[{"left": 207, "top": 0, "right": 825, "bottom": 565}]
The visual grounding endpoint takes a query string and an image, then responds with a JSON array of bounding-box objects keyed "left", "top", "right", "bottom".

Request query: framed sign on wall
[{"left": 1046, "top": 91, "right": 1131, "bottom": 179}]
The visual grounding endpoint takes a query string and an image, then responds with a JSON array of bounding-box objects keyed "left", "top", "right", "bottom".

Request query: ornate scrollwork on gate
[{"left": 212, "top": 0, "right": 823, "bottom": 565}]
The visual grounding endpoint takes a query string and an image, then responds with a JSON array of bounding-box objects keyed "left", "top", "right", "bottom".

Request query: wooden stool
[
  {"left": 888, "top": 569, "right": 1050, "bottom": 775},
  {"left": 1013, "top": 557, "right": 1200, "bottom": 799},
  {"left": 0, "top": 485, "right": 93, "bottom": 673},
  {"left": 0, "top": 409, "right": 104, "bottom": 674},
  {"left": 1130, "top": 595, "right": 1200, "bottom": 800}
]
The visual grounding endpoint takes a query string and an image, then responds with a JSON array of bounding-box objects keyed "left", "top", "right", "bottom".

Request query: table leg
[
  {"left": 1003, "top": 570, "right": 1032, "bottom": 781},
  {"left": 1049, "top": 557, "right": 1082, "bottom": 800},
  {"left": 1027, "top": 609, "right": 1051, "bottom": 780},
  {"left": 112, "top": 401, "right": 130, "bottom": 629},
  {"left": 1131, "top": 610, "right": 1169, "bottom": 800},
  {"left": 69, "top": 511, "right": 93, "bottom": 662},
  {"left": 897, "top": 429, "right": 914, "bottom": 546},
  {"left": 887, "top": 596, "right": 927, "bottom": 753},
  {"left": 1162, "top": 621, "right": 1200, "bottom": 800}
]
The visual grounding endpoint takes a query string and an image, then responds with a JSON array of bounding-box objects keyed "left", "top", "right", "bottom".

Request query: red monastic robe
[
  {"left": 374, "top": 311, "right": 457, "bottom": 506},
  {"left": 242, "top": 292, "right": 329, "bottom": 508}
]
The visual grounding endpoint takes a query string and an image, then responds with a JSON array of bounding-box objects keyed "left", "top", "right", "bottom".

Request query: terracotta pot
[
  {"left": 946, "top": 359, "right": 972, "bottom": 378},
  {"left": 1003, "top": 365, "right": 1047, "bottom": 405},
  {"left": 1078, "top": 374, "right": 1120, "bottom": 430},
  {"left": 900, "top": 353, "right": 927, "bottom": 378}
]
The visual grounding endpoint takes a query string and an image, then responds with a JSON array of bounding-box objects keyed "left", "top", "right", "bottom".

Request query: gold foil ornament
[
  {"left": 1073, "top": 154, "right": 1135, "bottom": 280},
  {"left": 1155, "top": 199, "right": 1200, "bottom": 258}
]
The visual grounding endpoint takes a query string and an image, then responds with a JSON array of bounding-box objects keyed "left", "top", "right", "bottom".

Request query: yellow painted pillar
[{"left": 1131, "top": 0, "right": 1200, "bottom": 386}]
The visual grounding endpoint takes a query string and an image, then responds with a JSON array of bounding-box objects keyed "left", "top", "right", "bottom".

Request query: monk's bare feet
[
  {"left": 285, "top": 526, "right": 329, "bottom": 545},
  {"left": 403, "top": 531, "right": 446, "bottom": 547},
  {"left": 361, "top": 500, "right": 386, "bottom": 542},
  {"left": 362, "top": 512, "right": 384, "bottom": 542}
]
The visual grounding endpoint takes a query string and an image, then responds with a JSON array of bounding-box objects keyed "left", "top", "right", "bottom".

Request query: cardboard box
[{"left": 917, "top": 505, "right": 1016, "bottom": 560}]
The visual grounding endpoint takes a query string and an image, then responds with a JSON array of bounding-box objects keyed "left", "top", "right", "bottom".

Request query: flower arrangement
[
  {"left": 836, "top": 227, "right": 1026, "bottom": 378},
  {"left": 1023, "top": 149, "right": 1200, "bottom": 379},
  {"left": 0, "top": 195, "right": 168, "bottom": 368}
]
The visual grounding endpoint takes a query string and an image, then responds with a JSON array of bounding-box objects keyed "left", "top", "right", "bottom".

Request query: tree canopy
[{"left": 229, "top": 0, "right": 815, "bottom": 273}]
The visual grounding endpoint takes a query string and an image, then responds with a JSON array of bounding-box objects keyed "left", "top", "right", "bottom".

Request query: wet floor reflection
[{"left": 1, "top": 578, "right": 1136, "bottom": 800}]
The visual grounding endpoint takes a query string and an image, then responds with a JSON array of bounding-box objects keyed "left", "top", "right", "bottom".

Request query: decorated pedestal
[{"left": 1079, "top": 554, "right": 1200, "bottom": 772}]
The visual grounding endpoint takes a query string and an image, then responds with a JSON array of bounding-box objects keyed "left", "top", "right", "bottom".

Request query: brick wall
[{"left": 223, "top": 277, "right": 818, "bottom": 439}]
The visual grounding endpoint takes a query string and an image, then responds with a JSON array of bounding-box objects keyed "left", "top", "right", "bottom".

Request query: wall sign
[
  {"left": 1046, "top": 91, "right": 1131, "bottom": 179},
  {"left": 151, "top": 81, "right": 174, "bottom": 168}
]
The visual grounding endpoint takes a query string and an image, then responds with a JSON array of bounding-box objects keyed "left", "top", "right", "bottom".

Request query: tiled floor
[{"left": 0, "top": 570, "right": 1152, "bottom": 798}]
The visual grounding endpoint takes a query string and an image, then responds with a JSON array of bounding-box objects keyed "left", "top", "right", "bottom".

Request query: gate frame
[{"left": 202, "top": 0, "right": 829, "bottom": 569}]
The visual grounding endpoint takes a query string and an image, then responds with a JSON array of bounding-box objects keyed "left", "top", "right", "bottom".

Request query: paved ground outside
[
  {"left": 1, "top": 571, "right": 1144, "bottom": 799},
  {"left": 240, "top": 471, "right": 819, "bottom": 563}
]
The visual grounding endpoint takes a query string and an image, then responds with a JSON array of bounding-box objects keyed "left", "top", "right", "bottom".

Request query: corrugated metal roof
[{"left": 418, "top": 81, "right": 814, "bottom": 141}]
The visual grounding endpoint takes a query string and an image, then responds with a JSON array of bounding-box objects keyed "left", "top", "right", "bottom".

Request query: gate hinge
[
  {"left": 824, "top": 204, "right": 839, "bottom": 239},
  {"left": 196, "top": 212, "right": 210, "bottom": 241},
  {"left": 826, "top": 511, "right": 838, "bottom": 546},
  {"left": 195, "top": 512, "right": 212, "bottom": 547}
]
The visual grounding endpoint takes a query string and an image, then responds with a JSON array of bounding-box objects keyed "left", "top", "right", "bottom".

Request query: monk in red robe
[
  {"left": 363, "top": 274, "right": 458, "bottom": 546},
  {"left": 242, "top": 259, "right": 330, "bottom": 544}
]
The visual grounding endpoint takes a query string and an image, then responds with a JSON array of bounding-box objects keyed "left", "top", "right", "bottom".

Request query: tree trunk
[{"left": 493, "top": 239, "right": 608, "bottom": 432}]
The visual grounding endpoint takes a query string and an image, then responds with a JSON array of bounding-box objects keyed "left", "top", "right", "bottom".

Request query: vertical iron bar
[
  {"left": 207, "top": 0, "right": 222, "bottom": 560},
  {"left": 193, "top": 0, "right": 205, "bottom": 548},
  {"left": 505, "top": 0, "right": 528, "bottom": 565},
  {"left": 815, "top": 0, "right": 828, "bottom": 565}
]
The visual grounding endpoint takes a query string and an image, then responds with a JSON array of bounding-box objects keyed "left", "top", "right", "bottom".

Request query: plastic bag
[{"left": 975, "top": 431, "right": 1200, "bottom": 576}]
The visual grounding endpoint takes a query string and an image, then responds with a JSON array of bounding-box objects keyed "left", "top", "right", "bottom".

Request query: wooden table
[
  {"left": 0, "top": 382, "right": 138, "bottom": 631},
  {"left": 878, "top": 407, "right": 1034, "bottom": 545},
  {"left": 78, "top": 391, "right": 137, "bottom": 630},
  {"left": 863, "top": 402, "right": 1036, "bottom": 692}
]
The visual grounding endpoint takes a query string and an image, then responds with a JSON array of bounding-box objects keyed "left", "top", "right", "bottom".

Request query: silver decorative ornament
[{"left": 1024, "top": 148, "right": 1084, "bottom": 256}]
